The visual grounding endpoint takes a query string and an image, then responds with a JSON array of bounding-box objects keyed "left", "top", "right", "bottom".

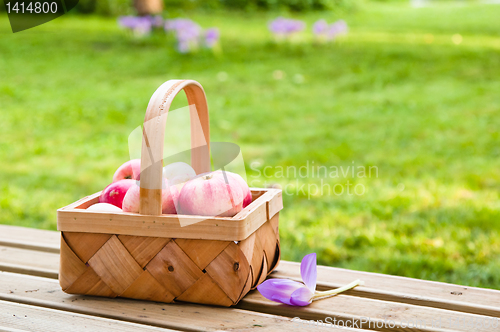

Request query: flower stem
[{"left": 312, "top": 279, "right": 364, "bottom": 301}]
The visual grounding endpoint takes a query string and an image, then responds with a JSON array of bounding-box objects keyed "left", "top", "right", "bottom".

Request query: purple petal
[
  {"left": 290, "top": 287, "right": 314, "bottom": 306},
  {"left": 271, "top": 295, "right": 293, "bottom": 305},
  {"left": 300, "top": 253, "right": 317, "bottom": 292},
  {"left": 257, "top": 279, "right": 304, "bottom": 305}
]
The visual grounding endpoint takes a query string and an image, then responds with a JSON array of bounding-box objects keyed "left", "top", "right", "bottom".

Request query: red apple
[
  {"left": 178, "top": 171, "right": 243, "bottom": 217},
  {"left": 122, "top": 180, "right": 180, "bottom": 214},
  {"left": 113, "top": 159, "right": 141, "bottom": 182},
  {"left": 216, "top": 170, "right": 252, "bottom": 208},
  {"left": 99, "top": 179, "right": 135, "bottom": 209}
]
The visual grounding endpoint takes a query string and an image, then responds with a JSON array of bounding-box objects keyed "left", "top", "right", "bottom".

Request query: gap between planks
[
  {"left": 0, "top": 229, "right": 498, "bottom": 320},
  {"left": 0, "top": 271, "right": 497, "bottom": 332},
  {"left": 0, "top": 272, "right": 363, "bottom": 332},
  {"left": 0, "top": 300, "right": 178, "bottom": 332}
]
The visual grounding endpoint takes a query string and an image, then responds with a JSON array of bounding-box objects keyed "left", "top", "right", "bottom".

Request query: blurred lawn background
[{"left": 1, "top": 1, "right": 500, "bottom": 288}]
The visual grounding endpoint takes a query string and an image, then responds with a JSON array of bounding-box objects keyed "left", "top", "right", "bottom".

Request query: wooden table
[{"left": 0, "top": 225, "right": 499, "bottom": 331}]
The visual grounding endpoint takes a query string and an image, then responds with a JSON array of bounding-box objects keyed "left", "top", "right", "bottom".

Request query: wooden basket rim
[{"left": 57, "top": 188, "right": 282, "bottom": 242}]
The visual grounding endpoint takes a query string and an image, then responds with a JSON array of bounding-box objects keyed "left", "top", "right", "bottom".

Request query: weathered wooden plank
[
  {"left": 0, "top": 246, "right": 496, "bottom": 332},
  {"left": 0, "top": 245, "right": 58, "bottom": 279},
  {"left": 0, "top": 272, "right": 364, "bottom": 332},
  {"left": 2, "top": 232, "right": 499, "bottom": 322},
  {"left": 0, "top": 225, "right": 59, "bottom": 253},
  {"left": 238, "top": 290, "right": 500, "bottom": 332},
  {"left": 0, "top": 300, "right": 176, "bottom": 331},
  {"left": 272, "top": 262, "right": 500, "bottom": 318},
  {"left": 2, "top": 225, "right": 500, "bottom": 327}
]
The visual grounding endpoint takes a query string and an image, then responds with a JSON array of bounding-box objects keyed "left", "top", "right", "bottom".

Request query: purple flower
[
  {"left": 328, "top": 20, "right": 348, "bottom": 40},
  {"left": 312, "top": 19, "right": 348, "bottom": 42},
  {"left": 150, "top": 15, "right": 164, "bottom": 28},
  {"left": 205, "top": 28, "right": 219, "bottom": 48},
  {"left": 118, "top": 16, "right": 153, "bottom": 37},
  {"left": 164, "top": 18, "right": 203, "bottom": 53},
  {"left": 118, "top": 16, "right": 138, "bottom": 29},
  {"left": 312, "top": 19, "right": 329, "bottom": 35},
  {"left": 257, "top": 253, "right": 363, "bottom": 306},
  {"left": 269, "top": 17, "right": 305, "bottom": 38},
  {"left": 258, "top": 253, "right": 317, "bottom": 306}
]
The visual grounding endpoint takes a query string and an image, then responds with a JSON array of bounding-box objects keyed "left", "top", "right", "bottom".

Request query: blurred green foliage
[
  {"left": 1, "top": 2, "right": 500, "bottom": 289},
  {"left": 72, "top": 0, "right": 359, "bottom": 15},
  {"left": 76, "top": 0, "right": 133, "bottom": 15}
]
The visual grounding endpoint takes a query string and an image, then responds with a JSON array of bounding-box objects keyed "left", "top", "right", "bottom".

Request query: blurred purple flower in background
[
  {"left": 118, "top": 15, "right": 164, "bottom": 37},
  {"left": 312, "top": 19, "right": 328, "bottom": 35},
  {"left": 165, "top": 18, "right": 202, "bottom": 53},
  {"left": 204, "top": 28, "right": 220, "bottom": 48},
  {"left": 150, "top": 15, "right": 164, "bottom": 28},
  {"left": 328, "top": 20, "right": 348, "bottom": 40},
  {"left": 165, "top": 19, "right": 220, "bottom": 54},
  {"left": 269, "top": 17, "right": 305, "bottom": 40},
  {"left": 312, "top": 19, "right": 348, "bottom": 42}
]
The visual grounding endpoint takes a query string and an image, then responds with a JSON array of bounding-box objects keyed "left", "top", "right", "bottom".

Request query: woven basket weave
[{"left": 57, "top": 80, "right": 282, "bottom": 306}]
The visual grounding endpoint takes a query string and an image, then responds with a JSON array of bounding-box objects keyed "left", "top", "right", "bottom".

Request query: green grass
[{"left": 1, "top": 2, "right": 500, "bottom": 289}]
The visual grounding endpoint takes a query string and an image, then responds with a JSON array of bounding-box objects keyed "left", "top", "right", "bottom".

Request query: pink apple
[
  {"left": 99, "top": 179, "right": 135, "bottom": 209},
  {"left": 113, "top": 159, "right": 141, "bottom": 182},
  {"left": 122, "top": 180, "right": 180, "bottom": 214},
  {"left": 178, "top": 171, "right": 243, "bottom": 217},
  {"left": 216, "top": 170, "right": 252, "bottom": 208}
]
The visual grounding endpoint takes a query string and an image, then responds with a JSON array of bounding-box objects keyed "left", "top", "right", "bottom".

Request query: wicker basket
[{"left": 57, "top": 80, "right": 282, "bottom": 307}]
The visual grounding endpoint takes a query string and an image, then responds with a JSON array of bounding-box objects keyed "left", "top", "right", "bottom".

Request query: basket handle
[{"left": 139, "top": 79, "right": 210, "bottom": 216}]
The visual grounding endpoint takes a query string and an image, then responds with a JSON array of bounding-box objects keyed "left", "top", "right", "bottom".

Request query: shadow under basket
[{"left": 57, "top": 188, "right": 282, "bottom": 307}]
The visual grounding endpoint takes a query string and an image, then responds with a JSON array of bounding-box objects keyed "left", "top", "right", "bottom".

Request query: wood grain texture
[
  {"left": 118, "top": 235, "right": 170, "bottom": 268},
  {"left": 238, "top": 290, "right": 499, "bottom": 332},
  {"left": 273, "top": 261, "right": 500, "bottom": 318},
  {"left": 87, "top": 236, "right": 143, "bottom": 295},
  {"left": 0, "top": 272, "right": 354, "bottom": 332},
  {"left": 205, "top": 242, "right": 250, "bottom": 303},
  {"left": 57, "top": 188, "right": 282, "bottom": 241},
  {"left": 58, "top": 238, "right": 86, "bottom": 291},
  {"left": 0, "top": 225, "right": 59, "bottom": 253},
  {"left": 174, "top": 238, "right": 230, "bottom": 270},
  {"left": 139, "top": 80, "right": 211, "bottom": 216},
  {"left": 1, "top": 227, "right": 500, "bottom": 320},
  {"left": 120, "top": 271, "right": 175, "bottom": 303},
  {"left": 0, "top": 300, "right": 177, "bottom": 332},
  {"left": 63, "top": 232, "right": 111, "bottom": 263},
  {"left": 5, "top": 217, "right": 278, "bottom": 306},
  {"left": 146, "top": 241, "right": 204, "bottom": 297},
  {"left": 0, "top": 245, "right": 58, "bottom": 280},
  {"left": 64, "top": 267, "right": 116, "bottom": 298},
  {"left": 175, "top": 273, "right": 233, "bottom": 307}
]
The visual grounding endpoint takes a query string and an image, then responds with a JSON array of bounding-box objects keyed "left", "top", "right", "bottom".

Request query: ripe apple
[
  {"left": 99, "top": 179, "right": 135, "bottom": 209},
  {"left": 178, "top": 171, "right": 243, "bottom": 217},
  {"left": 113, "top": 159, "right": 141, "bottom": 182},
  {"left": 163, "top": 162, "right": 196, "bottom": 184},
  {"left": 216, "top": 170, "right": 252, "bottom": 208},
  {"left": 87, "top": 203, "right": 123, "bottom": 213},
  {"left": 122, "top": 180, "right": 180, "bottom": 214},
  {"left": 168, "top": 174, "right": 190, "bottom": 187}
]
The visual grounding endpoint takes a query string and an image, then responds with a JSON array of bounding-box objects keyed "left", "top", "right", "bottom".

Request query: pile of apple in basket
[{"left": 88, "top": 159, "right": 252, "bottom": 217}]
